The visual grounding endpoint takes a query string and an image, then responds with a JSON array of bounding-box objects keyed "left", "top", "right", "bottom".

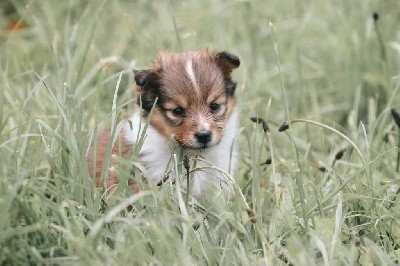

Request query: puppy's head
[{"left": 134, "top": 49, "right": 240, "bottom": 150}]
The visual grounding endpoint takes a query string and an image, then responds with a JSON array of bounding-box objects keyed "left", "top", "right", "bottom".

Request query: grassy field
[{"left": 1, "top": 0, "right": 400, "bottom": 264}]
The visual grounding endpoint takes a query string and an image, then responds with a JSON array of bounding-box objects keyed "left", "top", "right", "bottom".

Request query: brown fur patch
[{"left": 87, "top": 129, "right": 139, "bottom": 193}]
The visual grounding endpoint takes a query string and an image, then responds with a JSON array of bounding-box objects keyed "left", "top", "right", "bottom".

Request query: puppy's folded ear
[
  {"left": 216, "top": 51, "right": 240, "bottom": 96},
  {"left": 133, "top": 69, "right": 159, "bottom": 87},
  {"left": 133, "top": 69, "right": 160, "bottom": 111},
  {"left": 216, "top": 51, "right": 240, "bottom": 75}
]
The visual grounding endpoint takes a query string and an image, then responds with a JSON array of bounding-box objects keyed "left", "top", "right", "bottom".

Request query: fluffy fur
[{"left": 87, "top": 49, "right": 240, "bottom": 198}]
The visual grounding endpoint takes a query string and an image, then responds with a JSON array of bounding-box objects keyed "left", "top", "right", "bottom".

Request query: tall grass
[{"left": 1, "top": 0, "right": 400, "bottom": 264}]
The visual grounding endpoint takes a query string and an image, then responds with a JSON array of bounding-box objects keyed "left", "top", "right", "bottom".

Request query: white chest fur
[{"left": 123, "top": 109, "right": 239, "bottom": 198}]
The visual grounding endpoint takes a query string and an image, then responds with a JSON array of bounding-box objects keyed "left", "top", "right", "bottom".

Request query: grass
[{"left": 1, "top": 0, "right": 400, "bottom": 264}]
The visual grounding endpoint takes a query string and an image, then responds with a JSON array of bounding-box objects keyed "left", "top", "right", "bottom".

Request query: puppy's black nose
[{"left": 195, "top": 130, "right": 212, "bottom": 144}]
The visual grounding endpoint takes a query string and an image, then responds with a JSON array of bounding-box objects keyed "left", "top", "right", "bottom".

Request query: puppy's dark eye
[
  {"left": 172, "top": 107, "right": 185, "bottom": 116},
  {"left": 210, "top": 103, "right": 221, "bottom": 112}
]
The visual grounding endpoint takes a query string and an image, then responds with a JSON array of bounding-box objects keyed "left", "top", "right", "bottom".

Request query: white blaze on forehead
[{"left": 185, "top": 59, "right": 199, "bottom": 91}]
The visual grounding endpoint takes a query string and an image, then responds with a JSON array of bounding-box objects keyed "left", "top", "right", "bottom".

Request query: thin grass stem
[{"left": 269, "top": 21, "right": 308, "bottom": 231}]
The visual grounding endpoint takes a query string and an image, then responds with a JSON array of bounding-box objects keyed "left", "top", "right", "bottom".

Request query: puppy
[{"left": 87, "top": 49, "right": 240, "bottom": 198}]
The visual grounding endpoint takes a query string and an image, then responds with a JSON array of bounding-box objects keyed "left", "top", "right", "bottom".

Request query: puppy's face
[{"left": 134, "top": 50, "right": 240, "bottom": 150}]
